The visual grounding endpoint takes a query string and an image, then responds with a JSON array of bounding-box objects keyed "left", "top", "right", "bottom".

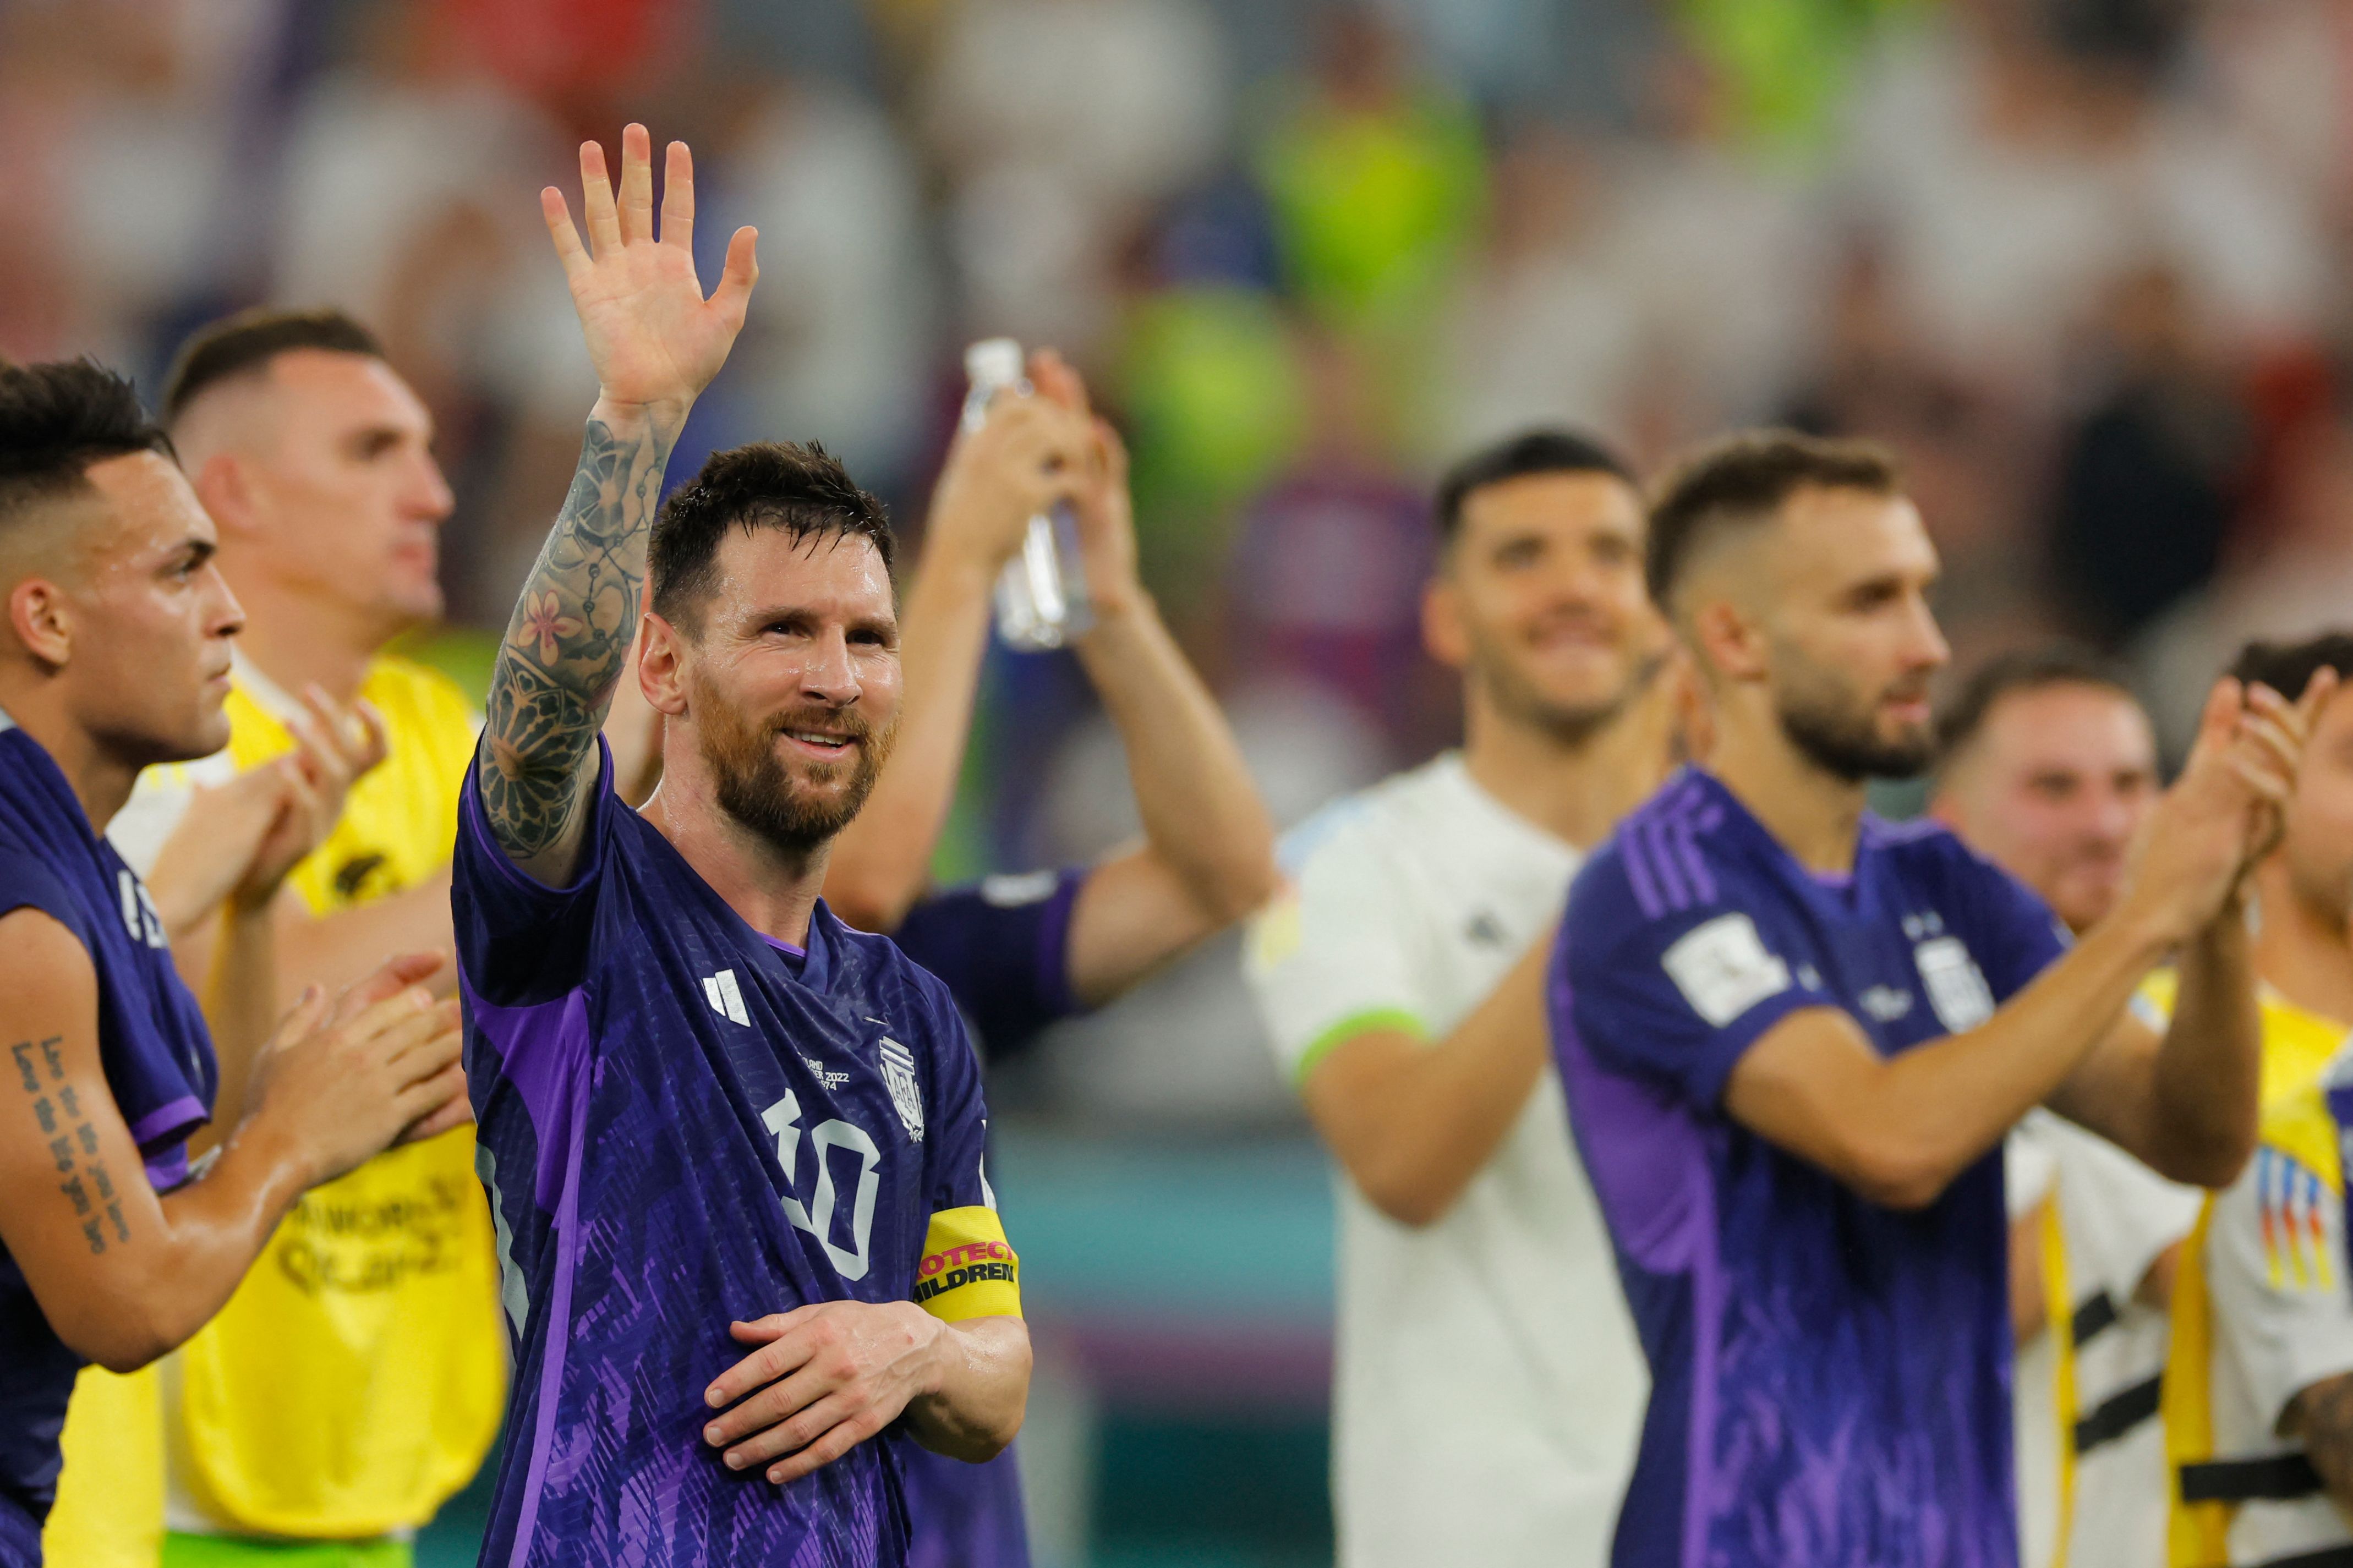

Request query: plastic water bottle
[{"left": 961, "top": 338, "right": 1092, "bottom": 651}]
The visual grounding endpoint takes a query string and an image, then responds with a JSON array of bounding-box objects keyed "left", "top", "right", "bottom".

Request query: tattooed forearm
[
  {"left": 12, "top": 1037, "right": 130, "bottom": 1253},
  {"left": 480, "top": 409, "right": 678, "bottom": 858}
]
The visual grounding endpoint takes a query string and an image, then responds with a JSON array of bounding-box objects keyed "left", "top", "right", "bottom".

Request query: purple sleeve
[
  {"left": 912, "top": 971, "right": 997, "bottom": 1216},
  {"left": 1553, "top": 845, "right": 1823, "bottom": 1110},
  {"left": 452, "top": 738, "right": 616, "bottom": 1008},
  {"left": 891, "top": 869, "right": 1087, "bottom": 1062},
  {"left": 1951, "top": 849, "right": 2071, "bottom": 1004},
  {"left": 0, "top": 848, "right": 85, "bottom": 944}
]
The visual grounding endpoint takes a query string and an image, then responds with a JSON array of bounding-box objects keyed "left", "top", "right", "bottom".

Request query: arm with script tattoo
[
  {"left": 0, "top": 912, "right": 463, "bottom": 1370},
  {"left": 478, "top": 124, "right": 757, "bottom": 886}
]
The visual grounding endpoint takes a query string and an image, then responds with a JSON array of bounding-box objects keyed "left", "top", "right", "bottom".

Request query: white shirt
[
  {"left": 1244, "top": 754, "right": 1646, "bottom": 1568},
  {"left": 2007, "top": 1109, "right": 2202, "bottom": 1568}
]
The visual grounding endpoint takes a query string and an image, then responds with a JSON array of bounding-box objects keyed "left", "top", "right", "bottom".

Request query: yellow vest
[
  {"left": 2159, "top": 984, "right": 2352, "bottom": 1566},
  {"left": 46, "top": 656, "right": 504, "bottom": 1556}
]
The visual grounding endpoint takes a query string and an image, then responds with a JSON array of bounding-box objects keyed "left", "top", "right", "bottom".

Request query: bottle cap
[{"left": 965, "top": 338, "right": 1024, "bottom": 390}]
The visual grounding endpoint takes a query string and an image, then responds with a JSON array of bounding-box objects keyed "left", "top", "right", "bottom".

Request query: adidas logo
[{"left": 703, "top": 968, "right": 749, "bottom": 1026}]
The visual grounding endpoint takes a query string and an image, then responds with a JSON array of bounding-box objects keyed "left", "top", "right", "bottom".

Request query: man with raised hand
[
  {"left": 0, "top": 359, "right": 466, "bottom": 1568},
  {"left": 1929, "top": 649, "right": 2199, "bottom": 1568},
  {"left": 1244, "top": 430, "right": 1672, "bottom": 1568},
  {"left": 459, "top": 125, "right": 1027, "bottom": 1566},
  {"left": 1552, "top": 431, "right": 2329, "bottom": 1568},
  {"left": 824, "top": 349, "right": 1276, "bottom": 1568}
]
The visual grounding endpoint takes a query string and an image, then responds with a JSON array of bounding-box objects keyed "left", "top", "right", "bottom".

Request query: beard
[
  {"left": 1772, "top": 644, "right": 1935, "bottom": 782},
  {"left": 697, "top": 690, "right": 897, "bottom": 858},
  {"left": 1469, "top": 622, "right": 1658, "bottom": 748}
]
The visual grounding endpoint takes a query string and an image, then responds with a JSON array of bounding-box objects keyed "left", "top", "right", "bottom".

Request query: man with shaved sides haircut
[
  {"left": 456, "top": 125, "right": 1027, "bottom": 1566},
  {"left": 62, "top": 306, "right": 508, "bottom": 1568},
  {"left": 0, "top": 360, "right": 466, "bottom": 1567},
  {"left": 1548, "top": 430, "right": 2334, "bottom": 1568}
]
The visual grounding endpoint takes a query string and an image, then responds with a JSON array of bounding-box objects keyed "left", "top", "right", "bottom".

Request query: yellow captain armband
[{"left": 912, "top": 1207, "right": 1023, "bottom": 1322}]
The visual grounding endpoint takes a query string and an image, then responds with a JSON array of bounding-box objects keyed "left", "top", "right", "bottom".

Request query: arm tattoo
[
  {"left": 2297, "top": 1373, "right": 2353, "bottom": 1505},
  {"left": 12, "top": 1036, "right": 130, "bottom": 1253},
  {"left": 480, "top": 413, "right": 676, "bottom": 857}
]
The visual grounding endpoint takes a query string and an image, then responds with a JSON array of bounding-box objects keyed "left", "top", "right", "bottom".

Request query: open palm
[{"left": 541, "top": 123, "right": 758, "bottom": 412}]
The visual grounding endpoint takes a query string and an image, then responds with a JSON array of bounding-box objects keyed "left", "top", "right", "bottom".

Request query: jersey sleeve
[
  {"left": 1552, "top": 841, "right": 1825, "bottom": 1109},
  {"left": 1244, "top": 826, "right": 1428, "bottom": 1088},
  {"left": 1947, "top": 841, "right": 2071, "bottom": 1004},
  {"left": 2203, "top": 1133, "right": 2353, "bottom": 1433},
  {"left": 890, "top": 869, "right": 1087, "bottom": 1062},
  {"left": 0, "top": 846, "right": 87, "bottom": 941},
  {"left": 451, "top": 737, "right": 617, "bottom": 1007},
  {"left": 909, "top": 970, "right": 1020, "bottom": 1323}
]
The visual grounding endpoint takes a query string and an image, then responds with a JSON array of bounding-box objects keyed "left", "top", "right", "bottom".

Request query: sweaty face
[
  {"left": 679, "top": 528, "right": 901, "bottom": 858},
  {"left": 2277, "top": 684, "right": 2353, "bottom": 929},
  {"left": 1936, "top": 684, "right": 2157, "bottom": 933},
  {"left": 1434, "top": 471, "right": 1663, "bottom": 743},
  {"left": 1759, "top": 487, "right": 1949, "bottom": 782},
  {"left": 55, "top": 452, "right": 245, "bottom": 764},
  {"left": 238, "top": 350, "right": 452, "bottom": 634}
]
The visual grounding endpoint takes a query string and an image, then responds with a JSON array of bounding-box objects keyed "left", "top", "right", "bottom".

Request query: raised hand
[
  {"left": 922, "top": 365, "right": 1092, "bottom": 582},
  {"left": 541, "top": 124, "right": 758, "bottom": 416},
  {"left": 233, "top": 688, "right": 389, "bottom": 910},
  {"left": 1030, "top": 350, "right": 1142, "bottom": 611}
]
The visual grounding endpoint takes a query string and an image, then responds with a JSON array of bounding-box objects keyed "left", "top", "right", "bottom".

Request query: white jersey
[
  {"left": 2007, "top": 1109, "right": 2202, "bottom": 1568},
  {"left": 1244, "top": 754, "right": 1646, "bottom": 1568}
]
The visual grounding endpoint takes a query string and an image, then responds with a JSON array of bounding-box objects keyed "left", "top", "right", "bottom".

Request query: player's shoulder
[
  {"left": 1570, "top": 771, "right": 1751, "bottom": 934},
  {"left": 1278, "top": 755, "right": 1464, "bottom": 878},
  {"left": 1864, "top": 811, "right": 2056, "bottom": 934},
  {"left": 823, "top": 908, "right": 969, "bottom": 1051}
]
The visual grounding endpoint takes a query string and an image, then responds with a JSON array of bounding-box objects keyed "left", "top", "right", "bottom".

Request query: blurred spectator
[
  {"left": 1436, "top": 125, "right": 1643, "bottom": 455},
  {"left": 674, "top": 69, "right": 934, "bottom": 495},
  {"left": 924, "top": 0, "right": 1230, "bottom": 356},
  {"left": 2049, "top": 263, "right": 2250, "bottom": 644},
  {"left": 1251, "top": 6, "right": 1486, "bottom": 338}
]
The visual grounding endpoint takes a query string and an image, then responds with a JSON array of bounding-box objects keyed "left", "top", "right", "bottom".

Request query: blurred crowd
[{"left": 9, "top": 0, "right": 2353, "bottom": 1120}]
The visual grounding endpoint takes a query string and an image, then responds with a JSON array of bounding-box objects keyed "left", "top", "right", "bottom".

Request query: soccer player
[
  {"left": 458, "top": 126, "right": 1028, "bottom": 1564},
  {"left": 825, "top": 352, "right": 1277, "bottom": 1568},
  {"left": 1930, "top": 649, "right": 2201, "bottom": 1568},
  {"left": 0, "top": 359, "right": 467, "bottom": 1567},
  {"left": 71, "top": 308, "right": 507, "bottom": 1568},
  {"left": 1550, "top": 431, "right": 2330, "bottom": 1568},
  {"left": 2155, "top": 633, "right": 2353, "bottom": 1567},
  {"left": 1244, "top": 430, "right": 1672, "bottom": 1567}
]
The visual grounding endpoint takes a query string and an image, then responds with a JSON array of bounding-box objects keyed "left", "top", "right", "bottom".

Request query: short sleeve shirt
[
  {"left": 455, "top": 743, "right": 1011, "bottom": 1568},
  {"left": 1552, "top": 769, "right": 2069, "bottom": 1568},
  {"left": 0, "top": 715, "right": 214, "bottom": 1555}
]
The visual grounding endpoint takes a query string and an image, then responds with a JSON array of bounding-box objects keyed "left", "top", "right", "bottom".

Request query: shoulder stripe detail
[
  {"left": 1644, "top": 819, "right": 1691, "bottom": 911},
  {"left": 1290, "top": 1006, "right": 1430, "bottom": 1087},
  {"left": 1622, "top": 831, "right": 1665, "bottom": 919}
]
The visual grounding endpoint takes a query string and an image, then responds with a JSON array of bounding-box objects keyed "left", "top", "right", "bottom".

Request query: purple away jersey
[
  {"left": 455, "top": 742, "right": 1009, "bottom": 1568},
  {"left": 1550, "top": 769, "right": 2067, "bottom": 1568},
  {"left": 889, "top": 868, "right": 1088, "bottom": 1568},
  {"left": 0, "top": 714, "right": 215, "bottom": 1565}
]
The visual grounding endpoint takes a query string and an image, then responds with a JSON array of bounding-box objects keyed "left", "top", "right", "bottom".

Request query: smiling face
[
  {"left": 222, "top": 349, "right": 452, "bottom": 637},
  {"left": 13, "top": 451, "right": 247, "bottom": 765},
  {"left": 660, "top": 525, "right": 903, "bottom": 856},
  {"left": 1934, "top": 681, "right": 2158, "bottom": 933},
  {"left": 1426, "top": 469, "right": 1663, "bottom": 743},
  {"left": 1745, "top": 484, "right": 1950, "bottom": 781}
]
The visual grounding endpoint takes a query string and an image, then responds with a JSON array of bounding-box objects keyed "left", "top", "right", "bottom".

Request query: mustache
[{"left": 767, "top": 705, "right": 877, "bottom": 743}]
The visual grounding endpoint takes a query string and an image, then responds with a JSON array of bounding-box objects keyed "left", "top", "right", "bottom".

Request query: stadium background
[{"left": 7, "top": 0, "right": 2352, "bottom": 1560}]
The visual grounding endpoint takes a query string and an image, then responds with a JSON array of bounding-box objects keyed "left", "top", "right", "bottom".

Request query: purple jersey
[
  {"left": 456, "top": 743, "right": 1005, "bottom": 1568},
  {"left": 0, "top": 715, "right": 214, "bottom": 1564},
  {"left": 889, "top": 869, "right": 1088, "bottom": 1568},
  {"left": 1550, "top": 769, "right": 2067, "bottom": 1568}
]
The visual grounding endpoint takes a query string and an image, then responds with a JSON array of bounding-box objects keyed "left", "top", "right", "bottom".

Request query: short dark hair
[
  {"left": 2230, "top": 632, "right": 2353, "bottom": 701},
  {"left": 0, "top": 359, "right": 176, "bottom": 530},
  {"left": 162, "top": 306, "right": 385, "bottom": 424},
  {"left": 1432, "top": 429, "right": 1637, "bottom": 542},
  {"left": 1935, "top": 644, "right": 2141, "bottom": 769},
  {"left": 649, "top": 441, "right": 896, "bottom": 633},
  {"left": 1645, "top": 430, "right": 1902, "bottom": 608}
]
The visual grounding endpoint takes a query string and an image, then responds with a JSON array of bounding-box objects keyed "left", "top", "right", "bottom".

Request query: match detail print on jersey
[{"left": 913, "top": 1207, "right": 1022, "bottom": 1322}]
